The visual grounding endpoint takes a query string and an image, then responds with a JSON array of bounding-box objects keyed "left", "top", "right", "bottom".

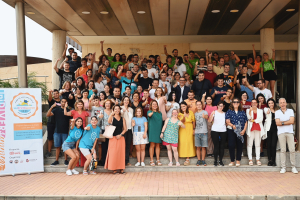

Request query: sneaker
[
  {"left": 280, "top": 168, "right": 286, "bottom": 174},
  {"left": 71, "top": 169, "right": 79, "bottom": 175},
  {"left": 219, "top": 161, "right": 224, "bottom": 166},
  {"left": 135, "top": 162, "right": 141, "bottom": 167},
  {"left": 214, "top": 161, "right": 218, "bottom": 167},
  {"left": 260, "top": 152, "right": 264, "bottom": 157},
  {"left": 272, "top": 162, "right": 277, "bottom": 167},
  {"left": 292, "top": 167, "right": 298, "bottom": 174},
  {"left": 196, "top": 160, "right": 202, "bottom": 166},
  {"left": 83, "top": 171, "right": 88, "bottom": 175},
  {"left": 50, "top": 160, "right": 59, "bottom": 166},
  {"left": 44, "top": 152, "right": 52, "bottom": 158},
  {"left": 66, "top": 169, "right": 72, "bottom": 176},
  {"left": 64, "top": 160, "right": 69, "bottom": 166},
  {"left": 202, "top": 160, "right": 207, "bottom": 166},
  {"left": 90, "top": 171, "right": 97, "bottom": 175},
  {"left": 141, "top": 162, "right": 145, "bottom": 167},
  {"left": 241, "top": 152, "right": 244, "bottom": 157}
]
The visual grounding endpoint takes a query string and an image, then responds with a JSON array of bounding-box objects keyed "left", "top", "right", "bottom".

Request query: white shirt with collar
[
  {"left": 179, "top": 85, "right": 185, "bottom": 103},
  {"left": 275, "top": 109, "right": 294, "bottom": 135}
]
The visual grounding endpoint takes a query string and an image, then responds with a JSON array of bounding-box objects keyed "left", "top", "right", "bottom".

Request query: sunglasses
[{"left": 233, "top": 101, "right": 240, "bottom": 104}]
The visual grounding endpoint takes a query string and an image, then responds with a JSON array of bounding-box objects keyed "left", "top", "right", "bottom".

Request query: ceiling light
[
  {"left": 82, "top": 11, "right": 90, "bottom": 14},
  {"left": 137, "top": 11, "right": 146, "bottom": 14},
  {"left": 230, "top": 9, "right": 239, "bottom": 13},
  {"left": 286, "top": 9, "right": 295, "bottom": 12},
  {"left": 211, "top": 10, "right": 220, "bottom": 13},
  {"left": 100, "top": 11, "right": 109, "bottom": 14},
  {"left": 27, "top": 12, "right": 35, "bottom": 14}
]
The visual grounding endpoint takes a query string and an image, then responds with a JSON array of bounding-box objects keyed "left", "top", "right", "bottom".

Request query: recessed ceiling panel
[
  {"left": 149, "top": 0, "right": 169, "bottom": 35},
  {"left": 170, "top": 0, "right": 189, "bottom": 35}
]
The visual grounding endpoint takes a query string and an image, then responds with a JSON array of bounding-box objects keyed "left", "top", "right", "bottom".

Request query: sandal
[
  {"left": 90, "top": 171, "right": 97, "bottom": 175},
  {"left": 150, "top": 160, "right": 155, "bottom": 166},
  {"left": 257, "top": 160, "right": 261, "bottom": 166},
  {"left": 113, "top": 170, "right": 118, "bottom": 175},
  {"left": 156, "top": 160, "right": 162, "bottom": 166},
  {"left": 184, "top": 159, "right": 190, "bottom": 166},
  {"left": 83, "top": 170, "right": 88, "bottom": 175},
  {"left": 236, "top": 162, "right": 241, "bottom": 167},
  {"left": 168, "top": 162, "right": 173, "bottom": 166},
  {"left": 120, "top": 170, "right": 126, "bottom": 174},
  {"left": 228, "top": 162, "right": 234, "bottom": 166},
  {"left": 249, "top": 160, "right": 253, "bottom": 166},
  {"left": 176, "top": 162, "right": 180, "bottom": 167}
]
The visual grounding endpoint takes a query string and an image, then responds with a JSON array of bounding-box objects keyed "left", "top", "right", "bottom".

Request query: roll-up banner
[{"left": 0, "top": 88, "right": 43, "bottom": 176}]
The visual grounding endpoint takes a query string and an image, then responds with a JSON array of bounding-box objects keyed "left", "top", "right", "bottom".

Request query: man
[
  {"left": 172, "top": 77, "right": 190, "bottom": 103},
  {"left": 224, "top": 51, "right": 240, "bottom": 75},
  {"left": 128, "top": 54, "right": 140, "bottom": 70},
  {"left": 46, "top": 98, "right": 70, "bottom": 166},
  {"left": 189, "top": 50, "right": 199, "bottom": 68},
  {"left": 191, "top": 71, "right": 212, "bottom": 99},
  {"left": 183, "top": 54, "right": 194, "bottom": 79},
  {"left": 54, "top": 57, "right": 75, "bottom": 89},
  {"left": 215, "top": 63, "right": 235, "bottom": 90},
  {"left": 235, "top": 65, "right": 253, "bottom": 85},
  {"left": 236, "top": 78, "right": 254, "bottom": 102},
  {"left": 202, "top": 63, "right": 217, "bottom": 86},
  {"left": 164, "top": 45, "right": 178, "bottom": 66},
  {"left": 60, "top": 52, "right": 81, "bottom": 73},
  {"left": 62, "top": 44, "right": 81, "bottom": 62},
  {"left": 75, "top": 58, "right": 93, "bottom": 78},
  {"left": 140, "top": 60, "right": 158, "bottom": 79},
  {"left": 44, "top": 90, "right": 61, "bottom": 158},
  {"left": 184, "top": 90, "right": 197, "bottom": 113},
  {"left": 108, "top": 87, "right": 122, "bottom": 105},
  {"left": 134, "top": 68, "right": 153, "bottom": 90},
  {"left": 122, "top": 86, "right": 133, "bottom": 101},
  {"left": 244, "top": 79, "right": 272, "bottom": 101},
  {"left": 211, "top": 77, "right": 228, "bottom": 106},
  {"left": 149, "top": 79, "right": 164, "bottom": 99},
  {"left": 275, "top": 98, "right": 298, "bottom": 174},
  {"left": 159, "top": 71, "right": 171, "bottom": 97},
  {"left": 212, "top": 52, "right": 219, "bottom": 62},
  {"left": 100, "top": 40, "right": 114, "bottom": 63},
  {"left": 117, "top": 66, "right": 137, "bottom": 95},
  {"left": 213, "top": 57, "right": 225, "bottom": 75}
]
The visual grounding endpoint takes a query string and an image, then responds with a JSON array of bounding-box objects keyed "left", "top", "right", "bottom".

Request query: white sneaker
[
  {"left": 241, "top": 152, "right": 244, "bottom": 157},
  {"left": 71, "top": 169, "right": 79, "bottom": 175},
  {"left": 280, "top": 168, "right": 286, "bottom": 174},
  {"left": 135, "top": 162, "right": 140, "bottom": 167},
  {"left": 292, "top": 167, "right": 298, "bottom": 174},
  {"left": 141, "top": 162, "right": 145, "bottom": 167},
  {"left": 66, "top": 169, "right": 72, "bottom": 176}
]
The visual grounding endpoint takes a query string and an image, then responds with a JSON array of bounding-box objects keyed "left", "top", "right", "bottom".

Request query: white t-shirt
[
  {"left": 275, "top": 109, "right": 294, "bottom": 135},
  {"left": 149, "top": 88, "right": 165, "bottom": 99},
  {"left": 95, "top": 81, "right": 105, "bottom": 96},
  {"left": 159, "top": 80, "right": 171, "bottom": 96},
  {"left": 253, "top": 87, "right": 272, "bottom": 101},
  {"left": 176, "top": 64, "right": 187, "bottom": 77},
  {"left": 211, "top": 111, "right": 226, "bottom": 132},
  {"left": 166, "top": 102, "right": 180, "bottom": 118},
  {"left": 140, "top": 68, "right": 158, "bottom": 79}
]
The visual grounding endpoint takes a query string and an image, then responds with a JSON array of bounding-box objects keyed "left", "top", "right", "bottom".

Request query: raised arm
[
  {"left": 252, "top": 44, "right": 256, "bottom": 60},
  {"left": 272, "top": 49, "right": 275, "bottom": 61},
  {"left": 208, "top": 111, "right": 215, "bottom": 123},
  {"left": 53, "top": 57, "right": 62, "bottom": 73},
  {"left": 70, "top": 119, "right": 75, "bottom": 130},
  {"left": 108, "top": 111, "right": 115, "bottom": 124},
  {"left": 244, "top": 79, "right": 254, "bottom": 92},
  {"left": 201, "top": 92, "right": 206, "bottom": 109},
  {"left": 62, "top": 43, "right": 68, "bottom": 58},
  {"left": 46, "top": 103, "right": 56, "bottom": 117},
  {"left": 64, "top": 102, "right": 72, "bottom": 116},
  {"left": 163, "top": 45, "right": 169, "bottom": 56},
  {"left": 117, "top": 65, "right": 123, "bottom": 80},
  {"left": 100, "top": 41, "right": 105, "bottom": 55},
  {"left": 232, "top": 51, "right": 240, "bottom": 63},
  {"left": 59, "top": 57, "right": 68, "bottom": 70},
  {"left": 48, "top": 90, "right": 53, "bottom": 102},
  {"left": 134, "top": 70, "right": 142, "bottom": 82}
]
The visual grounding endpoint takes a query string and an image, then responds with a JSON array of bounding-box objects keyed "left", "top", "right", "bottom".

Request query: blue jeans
[
  {"left": 195, "top": 133, "right": 208, "bottom": 147},
  {"left": 54, "top": 133, "right": 68, "bottom": 148}
]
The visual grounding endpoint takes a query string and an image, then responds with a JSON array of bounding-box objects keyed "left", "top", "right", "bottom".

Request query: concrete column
[
  {"left": 296, "top": 9, "right": 300, "bottom": 151},
  {"left": 15, "top": 0, "right": 27, "bottom": 88},
  {"left": 260, "top": 28, "right": 275, "bottom": 57},
  {"left": 52, "top": 30, "right": 66, "bottom": 90}
]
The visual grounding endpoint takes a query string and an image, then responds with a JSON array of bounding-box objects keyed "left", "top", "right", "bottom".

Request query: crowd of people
[{"left": 45, "top": 42, "right": 297, "bottom": 175}]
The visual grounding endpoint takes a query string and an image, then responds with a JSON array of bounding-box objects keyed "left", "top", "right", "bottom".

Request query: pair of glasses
[{"left": 233, "top": 101, "right": 240, "bottom": 104}]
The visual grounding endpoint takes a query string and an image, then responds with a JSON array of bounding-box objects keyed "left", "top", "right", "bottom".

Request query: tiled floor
[{"left": 0, "top": 172, "right": 299, "bottom": 196}]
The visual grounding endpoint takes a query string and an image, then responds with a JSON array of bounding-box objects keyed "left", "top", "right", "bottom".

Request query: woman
[
  {"left": 62, "top": 118, "right": 83, "bottom": 176},
  {"left": 147, "top": 100, "right": 163, "bottom": 166},
  {"left": 251, "top": 44, "right": 262, "bottom": 87},
  {"left": 220, "top": 88, "right": 232, "bottom": 112},
  {"left": 264, "top": 98, "right": 279, "bottom": 166},
  {"left": 73, "top": 77, "right": 86, "bottom": 93},
  {"left": 184, "top": 73, "right": 192, "bottom": 88},
  {"left": 131, "top": 92, "right": 143, "bottom": 114},
  {"left": 124, "top": 54, "right": 134, "bottom": 70},
  {"left": 166, "top": 68, "right": 173, "bottom": 83},
  {"left": 81, "top": 89, "right": 90, "bottom": 111},
  {"left": 82, "top": 69, "right": 93, "bottom": 85},
  {"left": 79, "top": 116, "right": 101, "bottom": 175},
  {"left": 121, "top": 54, "right": 127, "bottom": 64},
  {"left": 166, "top": 55, "right": 174, "bottom": 68},
  {"left": 99, "top": 91, "right": 107, "bottom": 107},
  {"left": 178, "top": 101, "right": 196, "bottom": 165},
  {"left": 226, "top": 98, "right": 248, "bottom": 167},
  {"left": 132, "top": 107, "right": 149, "bottom": 167},
  {"left": 171, "top": 72, "right": 181, "bottom": 87},
  {"left": 260, "top": 49, "right": 277, "bottom": 97},
  {"left": 197, "top": 57, "right": 207, "bottom": 71},
  {"left": 74, "top": 86, "right": 82, "bottom": 101},
  {"left": 208, "top": 101, "right": 226, "bottom": 166},
  {"left": 256, "top": 94, "right": 267, "bottom": 110},
  {"left": 246, "top": 99, "right": 266, "bottom": 166},
  {"left": 201, "top": 93, "right": 217, "bottom": 157},
  {"left": 87, "top": 80, "right": 97, "bottom": 99},
  {"left": 105, "top": 105, "right": 127, "bottom": 174},
  {"left": 160, "top": 109, "right": 185, "bottom": 166},
  {"left": 98, "top": 62, "right": 112, "bottom": 80},
  {"left": 98, "top": 54, "right": 108, "bottom": 66},
  {"left": 104, "top": 84, "right": 111, "bottom": 97},
  {"left": 120, "top": 96, "right": 134, "bottom": 166},
  {"left": 240, "top": 91, "right": 251, "bottom": 112},
  {"left": 154, "top": 87, "right": 167, "bottom": 121},
  {"left": 111, "top": 53, "right": 123, "bottom": 70},
  {"left": 155, "top": 55, "right": 164, "bottom": 71},
  {"left": 98, "top": 99, "right": 113, "bottom": 165},
  {"left": 174, "top": 56, "right": 186, "bottom": 77},
  {"left": 59, "top": 81, "right": 75, "bottom": 108},
  {"left": 166, "top": 91, "right": 180, "bottom": 118}
]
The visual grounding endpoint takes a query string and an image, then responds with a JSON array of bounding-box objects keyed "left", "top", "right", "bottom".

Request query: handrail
[{"left": 1, "top": 75, "right": 49, "bottom": 81}]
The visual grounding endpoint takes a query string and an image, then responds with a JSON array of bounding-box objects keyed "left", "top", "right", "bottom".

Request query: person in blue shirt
[
  {"left": 236, "top": 78, "right": 254, "bottom": 102},
  {"left": 79, "top": 116, "right": 101, "bottom": 175},
  {"left": 62, "top": 117, "right": 84, "bottom": 176},
  {"left": 211, "top": 77, "right": 228, "bottom": 106},
  {"left": 225, "top": 97, "right": 248, "bottom": 167},
  {"left": 117, "top": 66, "right": 137, "bottom": 94}
]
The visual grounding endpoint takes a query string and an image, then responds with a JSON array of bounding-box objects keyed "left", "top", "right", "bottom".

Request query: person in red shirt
[
  {"left": 139, "top": 89, "right": 152, "bottom": 117},
  {"left": 203, "top": 63, "right": 217, "bottom": 86},
  {"left": 240, "top": 91, "right": 251, "bottom": 112}
]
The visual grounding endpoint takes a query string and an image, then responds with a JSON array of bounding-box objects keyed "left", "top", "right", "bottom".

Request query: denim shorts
[
  {"left": 62, "top": 141, "right": 76, "bottom": 152},
  {"left": 54, "top": 133, "right": 68, "bottom": 148},
  {"left": 195, "top": 133, "right": 208, "bottom": 147}
]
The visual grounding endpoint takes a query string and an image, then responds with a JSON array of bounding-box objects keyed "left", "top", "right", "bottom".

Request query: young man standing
[
  {"left": 134, "top": 68, "right": 153, "bottom": 90},
  {"left": 46, "top": 98, "right": 71, "bottom": 166},
  {"left": 215, "top": 63, "right": 234, "bottom": 89},
  {"left": 108, "top": 87, "right": 122, "bottom": 105},
  {"left": 275, "top": 98, "right": 298, "bottom": 174},
  {"left": 223, "top": 51, "right": 240, "bottom": 75},
  {"left": 142, "top": 60, "right": 159, "bottom": 79},
  {"left": 191, "top": 71, "right": 212, "bottom": 99},
  {"left": 164, "top": 45, "right": 178, "bottom": 66},
  {"left": 54, "top": 57, "right": 75, "bottom": 89},
  {"left": 189, "top": 50, "right": 199, "bottom": 68},
  {"left": 62, "top": 43, "right": 81, "bottom": 62},
  {"left": 62, "top": 52, "right": 81, "bottom": 73},
  {"left": 117, "top": 66, "right": 137, "bottom": 95},
  {"left": 211, "top": 78, "right": 228, "bottom": 106},
  {"left": 185, "top": 90, "right": 197, "bottom": 114},
  {"left": 235, "top": 65, "right": 253, "bottom": 85},
  {"left": 183, "top": 54, "right": 194, "bottom": 79},
  {"left": 244, "top": 79, "right": 272, "bottom": 101},
  {"left": 203, "top": 63, "right": 217, "bottom": 86},
  {"left": 172, "top": 77, "right": 190, "bottom": 103},
  {"left": 100, "top": 40, "right": 113, "bottom": 63},
  {"left": 159, "top": 71, "right": 171, "bottom": 97},
  {"left": 194, "top": 101, "right": 209, "bottom": 166},
  {"left": 213, "top": 57, "right": 225, "bottom": 75}
]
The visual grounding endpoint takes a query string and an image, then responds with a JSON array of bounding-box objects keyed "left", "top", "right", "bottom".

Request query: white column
[
  {"left": 15, "top": 0, "right": 27, "bottom": 88},
  {"left": 296, "top": 9, "right": 300, "bottom": 151},
  {"left": 52, "top": 30, "right": 66, "bottom": 90},
  {"left": 260, "top": 28, "right": 275, "bottom": 57}
]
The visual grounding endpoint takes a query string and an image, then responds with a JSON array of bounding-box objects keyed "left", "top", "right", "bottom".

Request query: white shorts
[
  {"left": 80, "top": 148, "right": 91, "bottom": 156},
  {"left": 133, "top": 132, "right": 149, "bottom": 145}
]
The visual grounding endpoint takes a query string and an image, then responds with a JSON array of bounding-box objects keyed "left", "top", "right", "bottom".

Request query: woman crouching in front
[{"left": 105, "top": 105, "right": 127, "bottom": 174}]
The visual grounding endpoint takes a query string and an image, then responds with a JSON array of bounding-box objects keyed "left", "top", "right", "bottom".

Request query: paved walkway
[{"left": 0, "top": 172, "right": 299, "bottom": 196}]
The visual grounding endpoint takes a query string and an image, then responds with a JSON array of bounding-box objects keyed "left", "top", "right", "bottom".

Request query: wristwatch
[{"left": 282, "top": 122, "right": 284, "bottom": 125}]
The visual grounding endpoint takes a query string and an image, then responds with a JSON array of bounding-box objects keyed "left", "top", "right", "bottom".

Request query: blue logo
[{"left": 24, "top": 150, "right": 30, "bottom": 155}]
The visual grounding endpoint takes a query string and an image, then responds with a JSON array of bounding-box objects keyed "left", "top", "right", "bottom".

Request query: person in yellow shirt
[{"left": 213, "top": 57, "right": 225, "bottom": 75}]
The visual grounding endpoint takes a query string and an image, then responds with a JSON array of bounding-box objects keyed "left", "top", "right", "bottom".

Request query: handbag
[
  {"left": 89, "top": 154, "right": 98, "bottom": 171},
  {"left": 98, "top": 134, "right": 106, "bottom": 143},
  {"left": 103, "top": 125, "right": 116, "bottom": 138}
]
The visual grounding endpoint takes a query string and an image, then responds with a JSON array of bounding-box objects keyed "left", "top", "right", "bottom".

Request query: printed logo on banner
[
  {"left": 10, "top": 93, "right": 39, "bottom": 119},
  {"left": 9, "top": 160, "right": 13, "bottom": 164},
  {"left": 14, "top": 160, "right": 18, "bottom": 164},
  {"left": 24, "top": 150, "right": 37, "bottom": 155}
]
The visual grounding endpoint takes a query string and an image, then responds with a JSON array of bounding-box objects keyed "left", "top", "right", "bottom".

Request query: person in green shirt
[
  {"left": 189, "top": 50, "right": 199, "bottom": 68},
  {"left": 183, "top": 54, "right": 193, "bottom": 80},
  {"left": 111, "top": 53, "right": 123, "bottom": 70},
  {"left": 260, "top": 49, "right": 277, "bottom": 98},
  {"left": 100, "top": 40, "right": 114, "bottom": 63},
  {"left": 166, "top": 55, "right": 174, "bottom": 68},
  {"left": 164, "top": 45, "right": 178, "bottom": 66}
]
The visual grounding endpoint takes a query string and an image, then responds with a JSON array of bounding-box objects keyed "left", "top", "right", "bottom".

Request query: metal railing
[{"left": 1, "top": 75, "right": 49, "bottom": 86}]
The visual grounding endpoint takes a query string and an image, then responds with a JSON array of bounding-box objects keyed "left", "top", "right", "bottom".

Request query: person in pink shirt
[{"left": 154, "top": 87, "right": 167, "bottom": 121}]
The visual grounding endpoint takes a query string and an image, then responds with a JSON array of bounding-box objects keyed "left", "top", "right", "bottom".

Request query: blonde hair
[
  {"left": 62, "top": 81, "right": 71, "bottom": 90},
  {"left": 154, "top": 87, "right": 165, "bottom": 98}
]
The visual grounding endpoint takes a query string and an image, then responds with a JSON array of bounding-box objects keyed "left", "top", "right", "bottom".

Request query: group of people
[{"left": 45, "top": 42, "right": 297, "bottom": 175}]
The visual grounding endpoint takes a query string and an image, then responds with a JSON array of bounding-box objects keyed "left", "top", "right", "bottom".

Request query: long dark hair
[
  {"left": 75, "top": 117, "right": 84, "bottom": 130},
  {"left": 267, "top": 98, "right": 279, "bottom": 111},
  {"left": 179, "top": 101, "right": 189, "bottom": 114},
  {"left": 112, "top": 53, "right": 121, "bottom": 62},
  {"left": 76, "top": 77, "right": 86, "bottom": 91},
  {"left": 99, "top": 91, "right": 107, "bottom": 100},
  {"left": 256, "top": 93, "right": 267, "bottom": 105},
  {"left": 228, "top": 97, "right": 243, "bottom": 111},
  {"left": 176, "top": 56, "right": 184, "bottom": 66},
  {"left": 168, "top": 91, "right": 177, "bottom": 102}
]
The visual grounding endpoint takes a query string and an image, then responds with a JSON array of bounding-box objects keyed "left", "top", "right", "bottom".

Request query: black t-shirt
[
  {"left": 108, "top": 95, "right": 122, "bottom": 105},
  {"left": 191, "top": 79, "right": 212, "bottom": 97},
  {"left": 237, "top": 73, "right": 253, "bottom": 85},
  {"left": 67, "top": 56, "right": 81, "bottom": 63},
  {"left": 215, "top": 73, "right": 234, "bottom": 89},
  {"left": 48, "top": 99, "right": 60, "bottom": 124},
  {"left": 223, "top": 100, "right": 231, "bottom": 112},
  {"left": 52, "top": 107, "right": 71, "bottom": 134},
  {"left": 61, "top": 91, "right": 75, "bottom": 108},
  {"left": 68, "top": 60, "right": 82, "bottom": 73},
  {"left": 138, "top": 75, "right": 153, "bottom": 90},
  {"left": 57, "top": 69, "right": 75, "bottom": 89}
]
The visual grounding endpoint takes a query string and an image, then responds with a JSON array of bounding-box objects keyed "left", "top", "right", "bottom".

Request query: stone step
[{"left": 44, "top": 164, "right": 280, "bottom": 173}]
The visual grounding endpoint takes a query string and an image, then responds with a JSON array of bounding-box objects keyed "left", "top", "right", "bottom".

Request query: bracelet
[{"left": 161, "top": 132, "right": 164, "bottom": 134}]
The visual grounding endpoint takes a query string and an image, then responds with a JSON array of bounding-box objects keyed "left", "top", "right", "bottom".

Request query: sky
[{"left": 0, "top": 1, "right": 81, "bottom": 60}]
